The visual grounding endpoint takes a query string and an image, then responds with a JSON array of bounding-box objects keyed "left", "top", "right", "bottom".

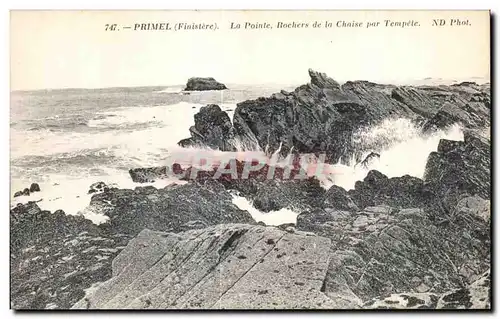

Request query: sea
[{"left": 10, "top": 82, "right": 468, "bottom": 225}]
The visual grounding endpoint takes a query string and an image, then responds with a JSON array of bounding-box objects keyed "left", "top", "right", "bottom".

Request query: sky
[{"left": 10, "top": 10, "right": 490, "bottom": 90}]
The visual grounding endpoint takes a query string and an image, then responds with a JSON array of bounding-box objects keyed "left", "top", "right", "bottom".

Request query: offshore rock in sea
[
  {"left": 72, "top": 224, "right": 337, "bottom": 309},
  {"left": 13, "top": 188, "right": 30, "bottom": 197},
  {"left": 30, "top": 183, "right": 41, "bottom": 192},
  {"left": 184, "top": 77, "right": 227, "bottom": 91},
  {"left": 10, "top": 202, "right": 131, "bottom": 310},
  {"left": 178, "top": 104, "right": 236, "bottom": 151},
  {"left": 13, "top": 183, "right": 41, "bottom": 197}
]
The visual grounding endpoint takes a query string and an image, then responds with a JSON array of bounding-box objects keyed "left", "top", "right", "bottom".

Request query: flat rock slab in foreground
[{"left": 73, "top": 224, "right": 335, "bottom": 309}]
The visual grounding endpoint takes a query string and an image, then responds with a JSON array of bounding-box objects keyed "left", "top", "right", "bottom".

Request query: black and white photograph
[{"left": 9, "top": 10, "right": 491, "bottom": 310}]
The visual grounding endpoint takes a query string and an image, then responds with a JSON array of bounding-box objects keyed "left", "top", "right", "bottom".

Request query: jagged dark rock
[
  {"left": 323, "top": 185, "right": 359, "bottom": 212},
  {"left": 176, "top": 159, "right": 324, "bottom": 213},
  {"left": 347, "top": 170, "right": 431, "bottom": 210},
  {"left": 296, "top": 203, "right": 490, "bottom": 305},
  {"left": 129, "top": 166, "right": 167, "bottom": 183},
  {"left": 177, "top": 104, "right": 236, "bottom": 151},
  {"left": 420, "top": 85, "right": 490, "bottom": 133},
  {"left": 11, "top": 70, "right": 490, "bottom": 310},
  {"left": 10, "top": 202, "right": 131, "bottom": 310},
  {"left": 86, "top": 181, "right": 255, "bottom": 236},
  {"left": 13, "top": 184, "right": 42, "bottom": 197},
  {"left": 364, "top": 269, "right": 490, "bottom": 309},
  {"left": 88, "top": 181, "right": 109, "bottom": 194},
  {"left": 423, "top": 129, "right": 490, "bottom": 210},
  {"left": 30, "top": 183, "right": 41, "bottom": 192},
  {"left": 184, "top": 77, "right": 227, "bottom": 91}
]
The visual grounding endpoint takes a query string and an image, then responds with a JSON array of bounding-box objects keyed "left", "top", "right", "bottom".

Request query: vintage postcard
[{"left": 10, "top": 10, "right": 490, "bottom": 310}]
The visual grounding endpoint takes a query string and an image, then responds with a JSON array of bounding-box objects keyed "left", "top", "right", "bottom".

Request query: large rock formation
[
  {"left": 178, "top": 70, "right": 490, "bottom": 164},
  {"left": 72, "top": 224, "right": 337, "bottom": 309},
  {"left": 184, "top": 77, "right": 227, "bottom": 91}
]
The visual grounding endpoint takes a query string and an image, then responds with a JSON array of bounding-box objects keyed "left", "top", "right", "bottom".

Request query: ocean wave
[
  {"left": 153, "top": 86, "right": 185, "bottom": 94},
  {"left": 11, "top": 148, "right": 121, "bottom": 168},
  {"left": 321, "top": 121, "right": 464, "bottom": 190}
]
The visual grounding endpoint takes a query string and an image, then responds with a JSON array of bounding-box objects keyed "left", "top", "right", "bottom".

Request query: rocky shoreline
[
  {"left": 178, "top": 69, "right": 489, "bottom": 164},
  {"left": 10, "top": 70, "right": 490, "bottom": 310}
]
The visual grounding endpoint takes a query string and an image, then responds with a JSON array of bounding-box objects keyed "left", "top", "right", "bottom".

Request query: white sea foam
[
  {"left": 231, "top": 195, "right": 299, "bottom": 225},
  {"left": 153, "top": 86, "right": 184, "bottom": 94},
  {"left": 320, "top": 121, "right": 464, "bottom": 190},
  {"left": 10, "top": 169, "right": 184, "bottom": 224}
]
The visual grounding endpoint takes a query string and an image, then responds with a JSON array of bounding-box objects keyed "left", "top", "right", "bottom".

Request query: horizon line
[{"left": 10, "top": 75, "right": 490, "bottom": 93}]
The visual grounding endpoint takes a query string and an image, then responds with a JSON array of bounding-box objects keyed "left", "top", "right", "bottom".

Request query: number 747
[{"left": 105, "top": 24, "right": 118, "bottom": 31}]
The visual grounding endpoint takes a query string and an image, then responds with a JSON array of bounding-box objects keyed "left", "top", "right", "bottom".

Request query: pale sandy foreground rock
[{"left": 72, "top": 224, "right": 338, "bottom": 309}]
